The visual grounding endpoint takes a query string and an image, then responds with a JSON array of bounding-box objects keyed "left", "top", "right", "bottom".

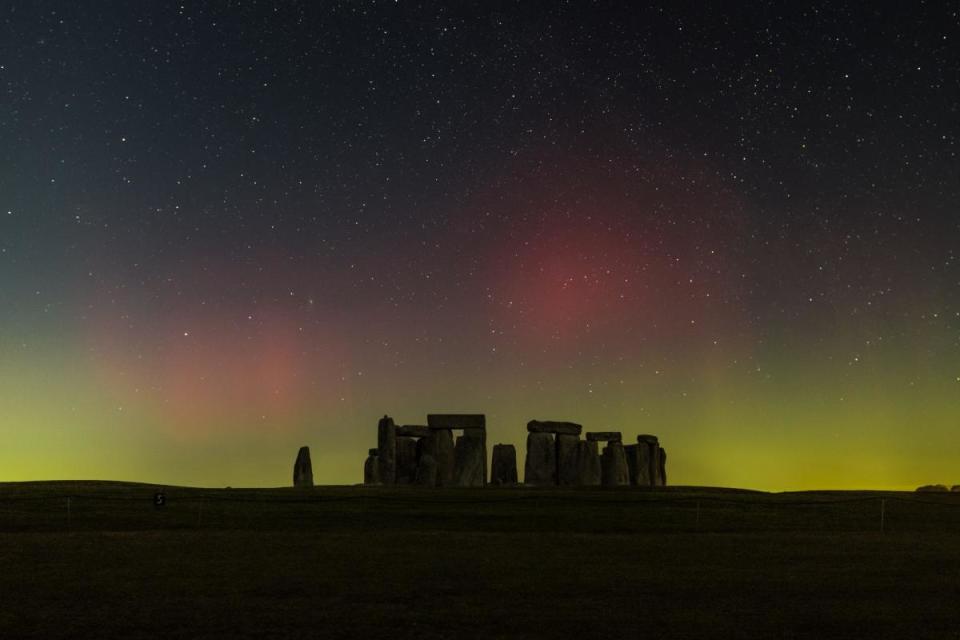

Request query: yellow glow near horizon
[{"left": 1, "top": 338, "right": 957, "bottom": 491}]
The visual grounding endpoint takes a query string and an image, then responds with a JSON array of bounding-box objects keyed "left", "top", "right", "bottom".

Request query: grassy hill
[{"left": 2, "top": 481, "right": 959, "bottom": 638}]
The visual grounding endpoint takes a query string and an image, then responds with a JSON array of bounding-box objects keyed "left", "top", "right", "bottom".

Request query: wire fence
[{"left": 2, "top": 489, "right": 960, "bottom": 534}]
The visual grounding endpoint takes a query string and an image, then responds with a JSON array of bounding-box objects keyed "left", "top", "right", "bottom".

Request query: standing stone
[
  {"left": 293, "top": 446, "right": 313, "bottom": 487},
  {"left": 454, "top": 434, "right": 485, "bottom": 486},
  {"left": 427, "top": 415, "right": 488, "bottom": 483},
  {"left": 524, "top": 432, "right": 556, "bottom": 485},
  {"left": 415, "top": 454, "right": 438, "bottom": 486},
  {"left": 395, "top": 437, "right": 419, "bottom": 485},
  {"left": 463, "top": 427, "right": 488, "bottom": 484},
  {"left": 601, "top": 442, "right": 630, "bottom": 487},
  {"left": 556, "top": 434, "right": 580, "bottom": 486},
  {"left": 624, "top": 444, "right": 639, "bottom": 486},
  {"left": 422, "top": 429, "right": 455, "bottom": 486},
  {"left": 635, "top": 441, "right": 653, "bottom": 486},
  {"left": 658, "top": 447, "right": 667, "bottom": 486},
  {"left": 437, "top": 429, "right": 457, "bottom": 486},
  {"left": 637, "top": 435, "right": 660, "bottom": 487},
  {"left": 415, "top": 436, "right": 426, "bottom": 465},
  {"left": 377, "top": 415, "right": 397, "bottom": 485},
  {"left": 575, "top": 440, "right": 601, "bottom": 486},
  {"left": 490, "top": 444, "right": 518, "bottom": 485},
  {"left": 364, "top": 453, "right": 381, "bottom": 484}
]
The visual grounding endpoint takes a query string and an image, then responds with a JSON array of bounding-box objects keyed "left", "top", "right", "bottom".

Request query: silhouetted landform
[
  {"left": 292, "top": 446, "right": 313, "bottom": 487},
  {"left": 358, "top": 414, "right": 667, "bottom": 488},
  {"left": 916, "top": 484, "right": 950, "bottom": 492},
  {"left": 8, "top": 481, "right": 960, "bottom": 638},
  {"left": 914, "top": 485, "right": 960, "bottom": 493}
]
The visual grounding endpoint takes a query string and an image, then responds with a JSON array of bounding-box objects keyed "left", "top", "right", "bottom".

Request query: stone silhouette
[
  {"left": 364, "top": 449, "right": 381, "bottom": 484},
  {"left": 454, "top": 434, "right": 486, "bottom": 486},
  {"left": 658, "top": 447, "right": 667, "bottom": 486},
  {"left": 556, "top": 434, "right": 580, "bottom": 486},
  {"left": 428, "top": 414, "right": 487, "bottom": 430},
  {"left": 586, "top": 431, "right": 622, "bottom": 442},
  {"left": 428, "top": 414, "right": 488, "bottom": 483},
  {"left": 396, "top": 425, "right": 431, "bottom": 438},
  {"left": 377, "top": 415, "right": 397, "bottom": 485},
  {"left": 293, "top": 446, "right": 313, "bottom": 487},
  {"left": 366, "top": 413, "right": 491, "bottom": 487},
  {"left": 525, "top": 432, "right": 556, "bottom": 485},
  {"left": 491, "top": 444, "right": 518, "bottom": 485},
  {"left": 423, "top": 428, "right": 455, "bottom": 486},
  {"left": 395, "top": 436, "right": 419, "bottom": 484},
  {"left": 637, "top": 435, "right": 662, "bottom": 486},
  {"left": 634, "top": 440, "right": 653, "bottom": 486},
  {"left": 600, "top": 442, "right": 629, "bottom": 486},
  {"left": 363, "top": 413, "right": 666, "bottom": 489},
  {"left": 575, "top": 440, "right": 601, "bottom": 486},
  {"left": 527, "top": 420, "right": 583, "bottom": 436},
  {"left": 623, "top": 444, "right": 639, "bottom": 485},
  {"left": 415, "top": 454, "right": 438, "bottom": 486}
]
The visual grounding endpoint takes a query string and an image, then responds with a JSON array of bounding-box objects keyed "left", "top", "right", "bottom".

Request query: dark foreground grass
[{"left": 2, "top": 482, "right": 960, "bottom": 639}]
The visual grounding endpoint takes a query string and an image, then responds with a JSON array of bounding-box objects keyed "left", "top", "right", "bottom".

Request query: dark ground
[{"left": 2, "top": 481, "right": 960, "bottom": 639}]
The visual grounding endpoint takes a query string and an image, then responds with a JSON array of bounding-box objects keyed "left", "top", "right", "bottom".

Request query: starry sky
[{"left": 1, "top": 2, "right": 958, "bottom": 490}]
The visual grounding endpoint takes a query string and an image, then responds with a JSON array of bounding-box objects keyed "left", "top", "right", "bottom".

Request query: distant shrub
[{"left": 916, "top": 484, "right": 949, "bottom": 493}]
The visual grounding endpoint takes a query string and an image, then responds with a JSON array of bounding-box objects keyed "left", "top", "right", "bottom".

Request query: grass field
[{"left": 2, "top": 481, "right": 960, "bottom": 639}]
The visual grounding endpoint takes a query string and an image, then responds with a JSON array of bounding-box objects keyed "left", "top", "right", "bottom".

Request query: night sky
[{"left": 1, "top": 2, "right": 958, "bottom": 490}]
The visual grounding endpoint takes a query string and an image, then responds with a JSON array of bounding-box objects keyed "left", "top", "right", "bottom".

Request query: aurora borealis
[{"left": 1, "top": 3, "right": 957, "bottom": 490}]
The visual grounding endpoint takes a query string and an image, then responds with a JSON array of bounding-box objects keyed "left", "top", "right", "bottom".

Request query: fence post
[
  {"left": 880, "top": 498, "right": 885, "bottom": 534},
  {"left": 67, "top": 497, "right": 71, "bottom": 530},
  {"left": 198, "top": 499, "right": 203, "bottom": 528},
  {"left": 695, "top": 500, "right": 701, "bottom": 529}
]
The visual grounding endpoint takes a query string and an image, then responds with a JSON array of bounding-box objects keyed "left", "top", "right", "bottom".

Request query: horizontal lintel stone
[
  {"left": 427, "top": 414, "right": 486, "bottom": 430},
  {"left": 586, "top": 431, "right": 622, "bottom": 442},
  {"left": 527, "top": 420, "right": 583, "bottom": 435}
]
